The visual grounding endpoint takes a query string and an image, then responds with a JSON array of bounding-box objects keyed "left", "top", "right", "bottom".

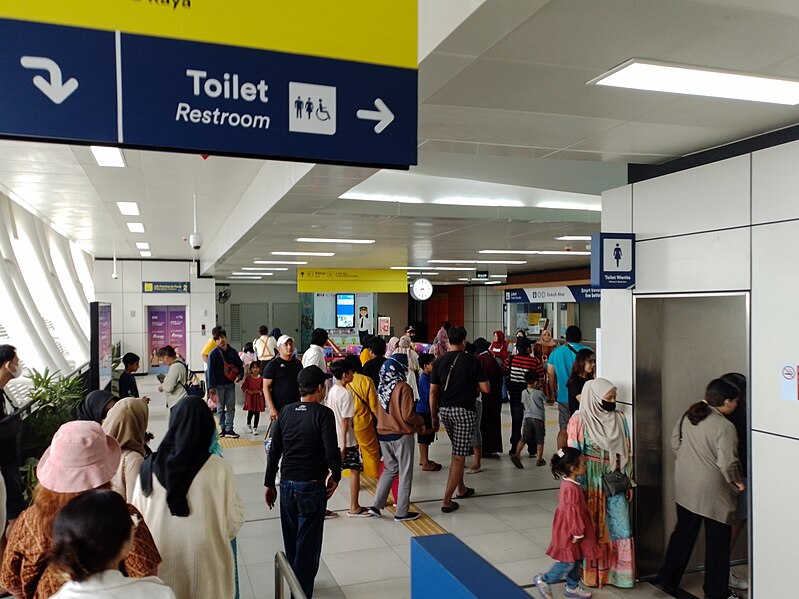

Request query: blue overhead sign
[
  {"left": 504, "top": 286, "right": 601, "bottom": 303},
  {"left": 0, "top": 18, "right": 418, "bottom": 169},
  {"left": 591, "top": 232, "right": 635, "bottom": 289}
]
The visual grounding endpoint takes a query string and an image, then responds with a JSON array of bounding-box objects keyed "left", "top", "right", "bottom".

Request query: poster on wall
[
  {"left": 377, "top": 316, "right": 390, "bottom": 336},
  {"left": 147, "top": 306, "right": 186, "bottom": 372},
  {"left": 168, "top": 307, "right": 187, "bottom": 359}
]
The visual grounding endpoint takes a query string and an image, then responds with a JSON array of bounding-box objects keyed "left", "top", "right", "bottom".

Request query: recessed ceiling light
[
  {"left": 591, "top": 58, "right": 799, "bottom": 105},
  {"left": 254, "top": 260, "right": 308, "bottom": 265},
  {"left": 127, "top": 222, "right": 145, "bottom": 233},
  {"left": 407, "top": 272, "right": 421, "bottom": 276},
  {"left": 232, "top": 271, "right": 272, "bottom": 276},
  {"left": 427, "top": 260, "right": 527, "bottom": 265},
  {"left": 241, "top": 267, "right": 288, "bottom": 271},
  {"left": 339, "top": 192, "right": 423, "bottom": 204},
  {"left": 458, "top": 278, "right": 470, "bottom": 281},
  {"left": 537, "top": 201, "right": 601, "bottom": 212},
  {"left": 556, "top": 236, "right": 592, "bottom": 241},
  {"left": 296, "top": 237, "right": 375, "bottom": 244},
  {"left": 433, "top": 197, "right": 524, "bottom": 208},
  {"left": 421, "top": 272, "right": 439, "bottom": 276},
  {"left": 90, "top": 146, "right": 126, "bottom": 168},
  {"left": 139, "top": 251, "right": 151, "bottom": 257},
  {"left": 116, "top": 201, "right": 139, "bottom": 216},
  {"left": 135, "top": 242, "right": 149, "bottom": 250},
  {"left": 272, "top": 251, "right": 335, "bottom": 257},
  {"left": 479, "top": 249, "right": 591, "bottom": 256},
  {"left": 230, "top": 276, "right": 262, "bottom": 280},
  {"left": 484, "top": 280, "right": 502, "bottom": 285},
  {"left": 489, "top": 274, "right": 507, "bottom": 278},
  {"left": 429, "top": 267, "right": 477, "bottom": 271}
]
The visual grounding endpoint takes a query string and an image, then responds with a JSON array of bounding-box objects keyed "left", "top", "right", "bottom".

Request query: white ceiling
[{"left": 4, "top": 0, "right": 799, "bottom": 285}]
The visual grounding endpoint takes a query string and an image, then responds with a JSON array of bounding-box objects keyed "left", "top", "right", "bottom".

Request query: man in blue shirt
[
  {"left": 207, "top": 329, "right": 244, "bottom": 438},
  {"left": 546, "top": 326, "right": 590, "bottom": 449}
]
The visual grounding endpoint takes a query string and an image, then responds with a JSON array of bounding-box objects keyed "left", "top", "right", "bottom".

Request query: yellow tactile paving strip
[
  {"left": 219, "top": 437, "right": 263, "bottom": 449},
  {"left": 360, "top": 475, "right": 447, "bottom": 536}
]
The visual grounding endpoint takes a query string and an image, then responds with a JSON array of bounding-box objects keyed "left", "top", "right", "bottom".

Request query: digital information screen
[{"left": 335, "top": 293, "right": 355, "bottom": 328}]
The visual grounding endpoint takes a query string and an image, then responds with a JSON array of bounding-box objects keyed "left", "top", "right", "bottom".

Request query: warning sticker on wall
[{"left": 780, "top": 364, "right": 798, "bottom": 401}]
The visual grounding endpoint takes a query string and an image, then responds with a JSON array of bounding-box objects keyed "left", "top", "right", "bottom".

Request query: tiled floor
[{"left": 138, "top": 376, "right": 750, "bottom": 599}]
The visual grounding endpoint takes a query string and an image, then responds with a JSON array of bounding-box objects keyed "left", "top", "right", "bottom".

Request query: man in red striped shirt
[{"left": 503, "top": 338, "right": 546, "bottom": 457}]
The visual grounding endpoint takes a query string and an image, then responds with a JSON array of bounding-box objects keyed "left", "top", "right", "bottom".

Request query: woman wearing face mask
[{"left": 567, "top": 378, "right": 635, "bottom": 590}]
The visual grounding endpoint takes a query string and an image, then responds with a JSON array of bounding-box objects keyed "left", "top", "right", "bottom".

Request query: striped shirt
[{"left": 502, "top": 354, "right": 545, "bottom": 402}]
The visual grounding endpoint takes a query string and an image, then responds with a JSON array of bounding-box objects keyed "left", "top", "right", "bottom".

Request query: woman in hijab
[
  {"left": 131, "top": 397, "right": 244, "bottom": 599},
  {"left": 371, "top": 353, "right": 425, "bottom": 521},
  {"left": 385, "top": 336, "right": 400, "bottom": 358},
  {"left": 1, "top": 421, "right": 161, "bottom": 599},
  {"left": 393, "top": 336, "right": 420, "bottom": 400},
  {"left": 430, "top": 322, "right": 450, "bottom": 358},
  {"left": 567, "top": 378, "right": 635, "bottom": 589},
  {"left": 489, "top": 331, "right": 510, "bottom": 363},
  {"left": 102, "top": 398, "right": 149, "bottom": 502},
  {"left": 75, "top": 390, "right": 117, "bottom": 423},
  {"left": 473, "top": 338, "right": 504, "bottom": 458}
]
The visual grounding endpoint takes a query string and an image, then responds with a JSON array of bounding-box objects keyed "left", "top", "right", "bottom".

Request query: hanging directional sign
[{"left": 0, "top": 2, "right": 418, "bottom": 168}]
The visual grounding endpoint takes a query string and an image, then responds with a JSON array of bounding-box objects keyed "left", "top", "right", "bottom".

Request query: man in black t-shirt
[
  {"left": 361, "top": 336, "right": 387, "bottom": 389},
  {"left": 265, "top": 365, "right": 341, "bottom": 598},
  {"left": 263, "top": 335, "right": 303, "bottom": 421},
  {"left": 429, "top": 327, "right": 489, "bottom": 514}
]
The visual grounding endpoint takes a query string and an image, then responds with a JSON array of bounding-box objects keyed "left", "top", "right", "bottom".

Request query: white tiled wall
[{"left": 464, "top": 286, "right": 503, "bottom": 342}]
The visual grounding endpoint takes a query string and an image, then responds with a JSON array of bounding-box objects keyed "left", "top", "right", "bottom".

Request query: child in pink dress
[
  {"left": 534, "top": 447, "right": 601, "bottom": 599},
  {"left": 241, "top": 362, "right": 265, "bottom": 435}
]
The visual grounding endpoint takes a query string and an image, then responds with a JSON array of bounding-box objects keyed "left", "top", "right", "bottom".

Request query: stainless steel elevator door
[{"left": 634, "top": 294, "right": 749, "bottom": 578}]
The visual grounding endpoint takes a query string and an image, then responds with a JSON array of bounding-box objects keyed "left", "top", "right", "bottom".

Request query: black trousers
[
  {"left": 508, "top": 401, "right": 535, "bottom": 456},
  {"left": 659, "top": 503, "right": 732, "bottom": 599}
]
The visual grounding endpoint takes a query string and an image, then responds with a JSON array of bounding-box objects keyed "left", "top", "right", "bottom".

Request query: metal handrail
[{"left": 274, "top": 551, "right": 307, "bottom": 599}]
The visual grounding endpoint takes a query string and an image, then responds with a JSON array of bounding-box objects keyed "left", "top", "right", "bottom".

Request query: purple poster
[
  {"left": 168, "top": 307, "right": 186, "bottom": 361},
  {"left": 147, "top": 306, "right": 168, "bottom": 367}
]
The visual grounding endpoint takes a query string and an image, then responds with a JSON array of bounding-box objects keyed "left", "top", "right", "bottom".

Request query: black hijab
[
  {"left": 75, "top": 390, "right": 116, "bottom": 423},
  {"left": 473, "top": 337, "right": 490, "bottom": 354},
  {"left": 139, "top": 396, "right": 215, "bottom": 517}
]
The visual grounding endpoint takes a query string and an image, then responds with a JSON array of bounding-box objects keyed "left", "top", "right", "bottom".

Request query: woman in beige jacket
[{"left": 658, "top": 378, "right": 744, "bottom": 599}]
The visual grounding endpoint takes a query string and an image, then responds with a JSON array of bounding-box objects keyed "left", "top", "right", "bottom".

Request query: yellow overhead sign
[
  {"left": 0, "top": 1, "right": 417, "bottom": 69},
  {"left": 297, "top": 269, "right": 407, "bottom": 293}
]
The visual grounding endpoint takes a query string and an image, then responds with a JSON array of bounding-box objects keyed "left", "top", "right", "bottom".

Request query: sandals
[
  {"left": 421, "top": 462, "right": 443, "bottom": 471},
  {"left": 441, "top": 501, "right": 460, "bottom": 513},
  {"left": 466, "top": 466, "right": 483, "bottom": 474},
  {"left": 456, "top": 487, "right": 475, "bottom": 499},
  {"left": 324, "top": 510, "right": 338, "bottom": 519},
  {"left": 347, "top": 507, "right": 373, "bottom": 518}
]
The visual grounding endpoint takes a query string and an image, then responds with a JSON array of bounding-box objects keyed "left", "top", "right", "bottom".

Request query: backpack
[{"left": 177, "top": 360, "right": 206, "bottom": 397}]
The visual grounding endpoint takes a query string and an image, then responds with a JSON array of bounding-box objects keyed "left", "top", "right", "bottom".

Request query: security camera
[
  {"left": 111, "top": 272, "right": 118, "bottom": 280},
  {"left": 189, "top": 233, "right": 203, "bottom": 250}
]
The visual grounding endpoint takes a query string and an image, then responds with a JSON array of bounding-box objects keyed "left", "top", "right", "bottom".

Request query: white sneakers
[{"left": 729, "top": 571, "right": 748, "bottom": 590}]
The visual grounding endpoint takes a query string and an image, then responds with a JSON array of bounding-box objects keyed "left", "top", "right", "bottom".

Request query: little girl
[
  {"left": 534, "top": 447, "right": 600, "bottom": 599},
  {"left": 241, "top": 361, "right": 265, "bottom": 435},
  {"left": 239, "top": 342, "right": 258, "bottom": 369}
]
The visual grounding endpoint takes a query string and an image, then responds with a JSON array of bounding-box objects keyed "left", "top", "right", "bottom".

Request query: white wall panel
[
  {"left": 751, "top": 138, "right": 799, "bottom": 225},
  {"left": 598, "top": 289, "right": 632, "bottom": 405},
  {"left": 142, "top": 261, "right": 191, "bottom": 281},
  {"left": 92, "top": 261, "right": 123, "bottom": 294},
  {"left": 122, "top": 294, "right": 144, "bottom": 335},
  {"left": 634, "top": 228, "right": 750, "bottom": 293},
  {"left": 751, "top": 431, "right": 799, "bottom": 598},
  {"left": 633, "top": 155, "right": 750, "bottom": 240},
  {"left": 121, "top": 333, "right": 145, "bottom": 368},
  {"left": 601, "top": 185, "right": 633, "bottom": 233},
  {"left": 751, "top": 221, "right": 799, "bottom": 438},
  {"left": 121, "top": 261, "right": 142, "bottom": 293}
]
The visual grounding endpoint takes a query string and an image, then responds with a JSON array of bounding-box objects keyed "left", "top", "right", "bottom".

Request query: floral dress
[{"left": 567, "top": 412, "right": 635, "bottom": 588}]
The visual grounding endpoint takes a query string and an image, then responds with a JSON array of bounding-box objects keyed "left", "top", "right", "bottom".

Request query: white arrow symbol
[
  {"left": 356, "top": 98, "right": 394, "bottom": 134},
  {"left": 20, "top": 56, "right": 79, "bottom": 105}
]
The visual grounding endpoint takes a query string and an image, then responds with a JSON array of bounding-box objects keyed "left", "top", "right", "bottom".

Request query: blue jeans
[
  {"left": 542, "top": 560, "right": 581, "bottom": 589},
  {"left": 215, "top": 383, "right": 236, "bottom": 432},
  {"left": 280, "top": 480, "right": 327, "bottom": 598}
]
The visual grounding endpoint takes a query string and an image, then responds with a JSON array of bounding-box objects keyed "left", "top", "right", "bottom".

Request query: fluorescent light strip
[
  {"left": 391, "top": 266, "right": 427, "bottom": 270},
  {"left": 433, "top": 197, "right": 524, "bottom": 208},
  {"left": 479, "top": 250, "right": 591, "bottom": 256},
  {"left": 90, "top": 146, "right": 126, "bottom": 167},
  {"left": 427, "top": 260, "right": 527, "bottom": 265},
  {"left": 230, "top": 276, "right": 262, "bottom": 280},
  {"left": 537, "top": 201, "right": 601, "bottom": 212},
  {"left": 296, "top": 237, "right": 375, "bottom": 244},
  {"left": 254, "top": 260, "right": 308, "bottom": 265},
  {"left": 591, "top": 59, "right": 799, "bottom": 105},
  {"left": 135, "top": 242, "right": 149, "bottom": 250},
  {"left": 232, "top": 271, "right": 272, "bottom": 276},
  {"left": 484, "top": 280, "right": 502, "bottom": 285},
  {"left": 556, "top": 235, "right": 592, "bottom": 241},
  {"left": 429, "top": 267, "right": 477, "bottom": 271},
  {"left": 126, "top": 222, "right": 144, "bottom": 233},
  {"left": 272, "top": 251, "right": 335, "bottom": 257},
  {"left": 241, "top": 267, "right": 288, "bottom": 271},
  {"left": 489, "top": 275, "right": 507, "bottom": 278},
  {"left": 139, "top": 251, "right": 151, "bottom": 258},
  {"left": 421, "top": 272, "right": 440, "bottom": 276},
  {"left": 339, "top": 192, "right": 423, "bottom": 204},
  {"left": 458, "top": 278, "right": 470, "bottom": 281},
  {"left": 116, "top": 201, "right": 139, "bottom": 216}
]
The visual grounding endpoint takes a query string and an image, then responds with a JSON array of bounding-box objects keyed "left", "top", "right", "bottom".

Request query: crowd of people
[{"left": 0, "top": 317, "right": 749, "bottom": 599}]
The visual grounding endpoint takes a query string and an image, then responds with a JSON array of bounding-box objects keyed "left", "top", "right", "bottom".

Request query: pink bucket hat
[{"left": 37, "top": 421, "right": 121, "bottom": 493}]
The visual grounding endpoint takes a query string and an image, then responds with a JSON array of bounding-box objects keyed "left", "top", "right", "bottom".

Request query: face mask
[
  {"left": 10, "top": 362, "right": 22, "bottom": 379},
  {"left": 601, "top": 400, "right": 617, "bottom": 412}
]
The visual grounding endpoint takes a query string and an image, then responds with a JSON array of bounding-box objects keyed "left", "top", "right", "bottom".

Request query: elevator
[{"left": 633, "top": 293, "right": 749, "bottom": 580}]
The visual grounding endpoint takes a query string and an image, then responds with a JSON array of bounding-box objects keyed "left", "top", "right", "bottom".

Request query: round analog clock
[{"left": 410, "top": 278, "right": 433, "bottom": 301}]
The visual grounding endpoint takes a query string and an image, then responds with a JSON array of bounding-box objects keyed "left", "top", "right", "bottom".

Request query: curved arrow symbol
[
  {"left": 20, "top": 56, "right": 79, "bottom": 105},
  {"left": 356, "top": 98, "right": 394, "bottom": 134}
]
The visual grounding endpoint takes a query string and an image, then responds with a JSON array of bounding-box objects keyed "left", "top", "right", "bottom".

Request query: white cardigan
[
  {"left": 51, "top": 570, "right": 175, "bottom": 598},
  {"left": 131, "top": 455, "right": 244, "bottom": 599}
]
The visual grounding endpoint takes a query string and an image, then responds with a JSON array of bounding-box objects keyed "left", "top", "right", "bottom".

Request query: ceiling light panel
[
  {"left": 90, "top": 146, "right": 126, "bottom": 167},
  {"left": 591, "top": 59, "right": 799, "bottom": 105},
  {"left": 241, "top": 267, "right": 288, "bottom": 271},
  {"left": 556, "top": 236, "right": 592, "bottom": 241},
  {"left": 232, "top": 271, "right": 272, "bottom": 276},
  {"left": 135, "top": 242, "right": 149, "bottom": 250},
  {"left": 126, "top": 222, "right": 145, "bottom": 233},
  {"left": 479, "top": 249, "right": 591, "bottom": 256},
  {"left": 229, "top": 276, "right": 262, "bottom": 280},
  {"left": 433, "top": 197, "right": 524, "bottom": 208},
  {"left": 537, "top": 201, "right": 601, "bottom": 211},
  {"left": 429, "top": 267, "right": 477, "bottom": 271},
  {"left": 296, "top": 237, "right": 375, "bottom": 244},
  {"left": 427, "top": 260, "right": 527, "bottom": 265},
  {"left": 139, "top": 251, "right": 151, "bottom": 257},
  {"left": 272, "top": 251, "right": 335, "bottom": 257},
  {"left": 116, "top": 201, "right": 139, "bottom": 216},
  {"left": 339, "top": 192, "right": 423, "bottom": 204},
  {"left": 254, "top": 260, "right": 308, "bottom": 265}
]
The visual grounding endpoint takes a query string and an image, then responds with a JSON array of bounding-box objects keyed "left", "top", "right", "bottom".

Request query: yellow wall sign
[
  {"left": 297, "top": 269, "right": 407, "bottom": 293},
  {"left": 0, "top": 1, "right": 417, "bottom": 69}
]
